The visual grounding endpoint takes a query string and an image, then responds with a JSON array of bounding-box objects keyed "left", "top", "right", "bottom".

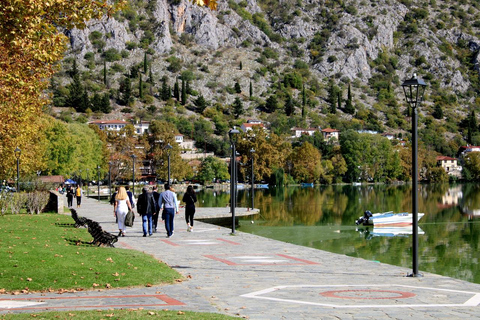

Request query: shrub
[{"left": 26, "top": 191, "right": 50, "bottom": 214}]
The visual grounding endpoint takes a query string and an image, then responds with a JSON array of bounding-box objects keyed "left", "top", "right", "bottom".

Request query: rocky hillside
[{"left": 50, "top": 0, "right": 480, "bottom": 156}]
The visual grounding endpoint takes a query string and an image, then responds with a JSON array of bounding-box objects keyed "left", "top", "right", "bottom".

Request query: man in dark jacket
[
  {"left": 152, "top": 185, "right": 161, "bottom": 233},
  {"left": 136, "top": 187, "right": 157, "bottom": 237}
]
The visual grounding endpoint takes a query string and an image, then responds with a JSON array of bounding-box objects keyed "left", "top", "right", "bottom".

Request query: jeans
[
  {"left": 142, "top": 213, "right": 153, "bottom": 236},
  {"left": 163, "top": 208, "right": 175, "bottom": 237}
]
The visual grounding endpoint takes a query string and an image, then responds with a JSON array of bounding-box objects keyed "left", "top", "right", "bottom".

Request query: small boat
[
  {"left": 255, "top": 184, "right": 269, "bottom": 189},
  {"left": 355, "top": 210, "right": 424, "bottom": 226},
  {"left": 301, "top": 182, "right": 314, "bottom": 187}
]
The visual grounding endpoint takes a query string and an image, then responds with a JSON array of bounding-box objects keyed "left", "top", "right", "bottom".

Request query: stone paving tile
[{"left": 2, "top": 197, "right": 480, "bottom": 319}]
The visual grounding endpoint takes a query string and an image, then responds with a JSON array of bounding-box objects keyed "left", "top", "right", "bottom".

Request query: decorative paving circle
[{"left": 321, "top": 289, "right": 416, "bottom": 300}]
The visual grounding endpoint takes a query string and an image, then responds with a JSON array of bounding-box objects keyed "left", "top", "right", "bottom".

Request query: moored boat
[{"left": 355, "top": 210, "right": 424, "bottom": 226}]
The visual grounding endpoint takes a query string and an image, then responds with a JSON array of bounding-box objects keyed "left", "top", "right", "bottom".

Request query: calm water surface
[{"left": 195, "top": 183, "right": 480, "bottom": 284}]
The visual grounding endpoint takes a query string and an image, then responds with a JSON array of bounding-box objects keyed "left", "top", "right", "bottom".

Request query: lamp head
[
  {"left": 14, "top": 147, "right": 21, "bottom": 159},
  {"left": 401, "top": 74, "right": 427, "bottom": 108},
  {"left": 250, "top": 148, "right": 255, "bottom": 154},
  {"left": 228, "top": 127, "right": 240, "bottom": 143}
]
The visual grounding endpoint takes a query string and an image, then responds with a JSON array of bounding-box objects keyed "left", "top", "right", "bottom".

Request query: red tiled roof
[
  {"left": 437, "top": 156, "right": 456, "bottom": 161},
  {"left": 322, "top": 128, "right": 339, "bottom": 133},
  {"left": 90, "top": 120, "right": 129, "bottom": 125}
]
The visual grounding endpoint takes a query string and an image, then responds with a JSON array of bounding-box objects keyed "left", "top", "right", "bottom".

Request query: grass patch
[
  {"left": 0, "top": 309, "right": 237, "bottom": 319},
  {"left": 0, "top": 214, "right": 180, "bottom": 293}
]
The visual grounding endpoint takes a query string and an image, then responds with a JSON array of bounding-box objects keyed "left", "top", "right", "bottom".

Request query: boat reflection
[{"left": 357, "top": 226, "right": 425, "bottom": 240}]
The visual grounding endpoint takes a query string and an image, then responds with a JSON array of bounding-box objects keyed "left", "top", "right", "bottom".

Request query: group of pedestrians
[
  {"left": 66, "top": 185, "right": 83, "bottom": 208},
  {"left": 111, "top": 184, "right": 197, "bottom": 238}
]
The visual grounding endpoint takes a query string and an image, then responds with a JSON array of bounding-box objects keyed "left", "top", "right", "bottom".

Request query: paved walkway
[{"left": 2, "top": 197, "right": 480, "bottom": 319}]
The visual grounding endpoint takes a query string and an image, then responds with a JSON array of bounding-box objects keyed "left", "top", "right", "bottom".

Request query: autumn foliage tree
[{"left": 0, "top": 0, "right": 125, "bottom": 178}]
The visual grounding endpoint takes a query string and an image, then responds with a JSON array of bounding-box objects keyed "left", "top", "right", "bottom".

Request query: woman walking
[
  {"left": 182, "top": 185, "right": 197, "bottom": 232},
  {"left": 114, "top": 186, "right": 133, "bottom": 237}
]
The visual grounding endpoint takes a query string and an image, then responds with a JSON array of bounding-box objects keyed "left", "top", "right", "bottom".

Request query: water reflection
[
  {"left": 356, "top": 226, "right": 425, "bottom": 240},
  {"left": 195, "top": 183, "right": 480, "bottom": 284}
]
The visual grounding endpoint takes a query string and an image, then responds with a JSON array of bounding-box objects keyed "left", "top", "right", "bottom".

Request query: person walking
[
  {"left": 182, "top": 185, "right": 197, "bottom": 232},
  {"left": 66, "top": 187, "right": 74, "bottom": 207},
  {"left": 158, "top": 184, "right": 178, "bottom": 238},
  {"left": 113, "top": 186, "right": 133, "bottom": 237},
  {"left": 75, "top": 185, "right": 82, "bottom": 208},
  {"left": 126, "top": 186, "right": 135, "bottom": 209},
  {"left": 152, "top": 185, "right": 161, "bottom": 233},
  {"left": 137, "top": 186, "right": 157, "bottom": 237}
]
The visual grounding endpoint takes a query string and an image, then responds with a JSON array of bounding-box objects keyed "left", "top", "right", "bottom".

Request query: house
[
  {"left": 436, "top": 156, "right": 462, "bottom": 177},
  {"left": 321, "top": 128, "right": 340, "bottom": 141},
  {"left": 89, "top": 120, "right": 130, "bottom": 132},
  {"left": 382, "top": 133, "right": 395, "bottom": 140},
  {"left": 241, "top": 122, "right": 265, "bottom": 132},
  {"left": 134, "top": 121, "right": 150, "bottom": 135},
  {"left": 291, "top": 127, "right": 318, "bottom": 138},
  {"left": 457, "top": 145, "right": 480, "bottom": 158}
]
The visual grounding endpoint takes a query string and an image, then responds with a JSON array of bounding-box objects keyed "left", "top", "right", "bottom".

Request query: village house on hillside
[{"left": 437, "top": 156, "right": 462, "bottom": 178}]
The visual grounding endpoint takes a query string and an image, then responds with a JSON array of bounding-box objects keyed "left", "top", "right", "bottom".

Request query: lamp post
[
  {"left": 250, "top": 148, "right": 255, "bottom": 211},
  {"left": 165, "top": 144, "right": 173, "bottom": 185},
  {"left": 402, "top": 74, "right": 427, "bottom": 278},
  {"left": 97, "top": 165, "right": 101, "bottom": 201},
  {"left": 228, "top": 128, "right": 240, "bottom": 234},
  {"left": 108, "top": 161, "right": 112, "bottom": 198},
  {"left": 86, "top": 169, "right": 89, "bottom": 198},
  {"left": 14, "top": 147, "right": 21, "bottom": 192},
  {"left": 131, "top": 154, "right": 136, "bottom": 198}
]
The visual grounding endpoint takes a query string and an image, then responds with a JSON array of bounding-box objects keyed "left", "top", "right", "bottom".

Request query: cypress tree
[
  {"left": 432, "top": 104, "right": 443, "bottom": 119},
  {"left": 328, "top": 80, "right": 338, "bottom": 114},
  {"left": 139, "top": 73, "right": 143, "bottom": 98},
  {"left": 101, "top": 94, "right": 112, "bottom": 113},
  {"left": 249, "top": 81, "right": 253, "bottom": 98},
  {"left": 121, "top": 76, "right": 132, "bottom": 106},
  {"left": 67, "top": 60, "right": 84, "bottom": 111},
  {"left": 337, "top": 91, "right": 342, "bottom": 112},
  {"left": 149, "top": 69, "right": 154, "bottom": 95},
  {"left": 233, "top": 96, "right": 244, "bottom": 118},
  {"left": 181, "top": 78, "right": 186, "bottom": 105},
  {"left": 344, "top": 83, "right": 355, "bottom": 114},
  {"left": 186, "top": 80, "right": 192, "bottom": 95},
  {"left": 161, "top": 77, "right": 170, "bottom": 101},
  {"left": 302, "top": 84, "right": 306, "bottom": 118},
  {"left": 239, "top": 61, "right": 243, "bottom": 70},
  {"left": 143, "top": 52, "right": 148, "bottom": 74},
  {"left": 173, "top": 79, "right": 180, "bottom": 100},
  {"left": 234, "top": 81, "right": 241, "bottom": 94},
  {"left": 103, "top": 59, "right": 107, "bottom": 86}
]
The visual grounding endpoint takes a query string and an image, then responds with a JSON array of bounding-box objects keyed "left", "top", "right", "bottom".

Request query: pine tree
[
  {"left": 285, "top": 94, "right": 294, "bottom": 116},
  {"left": 121, "top": 76, "right": 132, "bottom": 106},
  {"left": 101, "top": 94, "right": 112, "bottom": 113},
  {"left": 232, "top": 97, "right": 244, "bottom": 118},
  {"left": 265, "top": 95, "right": 278, "bottom": 113},
  {"left": 234, "top": 81, "right": 241, "bottom": 94},
  {"left": 195, "top": 95, "right": 207, "bottom": 113},
  {"left": 103, "top": 59, "right": 107, "bottom": 86},
  {"left": 143, "top": 52, "right": 148, "bottom": 74},
  {"left": 337, "top": 91, "right": 342, "bottom": 112},
  {"left": 79, "top": 89, "right": 90, "bottom": 112},
  {"left": 344, "top": 83, "right": 355, "bottom": 115},
  {"left": 91, "top": 93, "right": 102, "bottom": 112},
  {"left": 173, "top": 79, "right": 180, "bottom": 100},
  {"left": 181, "top": 78, "right": 186, "bottom": 105},
  {"left": 67, "top": 60, "right": 84, "bottom": 111},
  {"left": 161, "top": 77, "right": 170, "bottom": 101},
  {"left": 432, "top": 104, "right": 443, "bottom": 119}
]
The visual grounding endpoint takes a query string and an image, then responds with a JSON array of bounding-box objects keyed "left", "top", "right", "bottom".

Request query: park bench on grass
[{"left": 70, "top": 209, "right": 120, "bottom": 247}]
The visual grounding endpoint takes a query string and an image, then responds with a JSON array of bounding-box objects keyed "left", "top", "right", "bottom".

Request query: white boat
[{"left": 355, "top": 211, "right": 424, "bottom": 226}]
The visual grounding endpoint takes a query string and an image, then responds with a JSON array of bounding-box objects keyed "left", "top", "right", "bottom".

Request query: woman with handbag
[
  {"left": 114, "top": 186, "right": 133, "bottom": 237},
  {"left": 182, "top": 185, "right": 197, "bottom": 232}
]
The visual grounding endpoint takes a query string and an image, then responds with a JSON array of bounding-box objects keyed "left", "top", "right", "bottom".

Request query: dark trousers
[
  {"left": 152, "top": 211, "right": 159, "bottom": 231},
  {"left": 163, "top": 208, "right": 175, "bottom": 237},
  {"left": 76, "top": 196, "right": 81, "bottom": 206},
  {"left": 185, "top": 206, "right": 195, "bottom": 226}
]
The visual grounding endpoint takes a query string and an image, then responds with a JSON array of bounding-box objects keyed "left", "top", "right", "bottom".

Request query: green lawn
[
  {"left": 0, "top": 309, "right": 237, "bottom": 319},
  {"left": 0, "top": 213, "right": 179, "bottom": 292}
]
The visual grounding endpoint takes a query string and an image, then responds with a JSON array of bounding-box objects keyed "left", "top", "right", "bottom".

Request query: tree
[
  {"left": 173, "top": 79, "right": 180, "bottom": 101},
  {"left": 328, "top": 80, "right": 339, "bottom": 113},
  {"left": 103, "top": 59, "right": 107, "bottom": 86},
  {"left": 249, "top": 81, "right": 253, "bottom": 98},
  {"left": 234, "top": 81, "right": 241, "bottom": 94},
  {"left": 232, "top": 97, "right": 244, "bottom": 118},
  {"left": 120, "top": 76, "right": 133, "bottom": 106},
  {"left": 265, "top": 95, "right": 278, "bottom": 113},
  {"left": 143, "top": 51, "right": 148, "bottom": 74},
  {"left": 288, "top": 142, "right": 322, "bottom": 183},
  {"left": 344, "top": 83, "right": 355, "bottom": 114},
  {"left": 160, "top": 77, "right": 170, "bottom": 101},
  {"left": 139, "top": 72, "right": 143, "bottom": 98},
  {"left": 100, "top": 94, "right": 112, "bottom": 113},
  {"left": 284, "top": 94, "right": 294, "bottom": 116},
  {"left": 197, "top": 156, "right": 229, "bottom": 184},
  {"left": 195, "top": 95, "right": 208, "bottom": 113},
  {"left": 432, "top": 103, "right": 443, "bottom": 119},
  {"left": 464, "top": 152, "right": 480, "bottom": 180},
  {"left": 67, "top": 60, "right": 84, "bottom": 111}
]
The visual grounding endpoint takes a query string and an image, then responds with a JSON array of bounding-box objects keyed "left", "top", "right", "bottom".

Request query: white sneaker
[{"left": 189, "top": 227, "right": 193, "bottom": 232}]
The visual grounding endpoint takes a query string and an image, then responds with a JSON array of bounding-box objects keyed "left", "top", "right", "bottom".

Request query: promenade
[{"left": 2, "top": 196, "right": 480, "bottom": 319}]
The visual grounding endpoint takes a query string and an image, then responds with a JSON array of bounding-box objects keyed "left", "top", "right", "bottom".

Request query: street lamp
[
  {"left": 108, "top": 161, "right": 112, "bottom": 198},
  {"left": 165, "top": 144, "right": 173, "bottom": 185},
  {"left": 14, "top": 147, "right": 21, "bottom": 192},
  {"left": 402, "top": 73, "right": 427, "bottom": 278},
  {"left": 97, "top": 165, "right": 101, "bottom": 201},
  {"left": 228, "top": 127, "right": 240, "bottom": 234},
  {"left": 131, "top": 154, "right": 136, "bottom": 198},
  {"left": 86, "top": 168, "right": 89, "bottom": 198},
  {"left": 250, "top": 148, "right": 255, "bottom": 211}
]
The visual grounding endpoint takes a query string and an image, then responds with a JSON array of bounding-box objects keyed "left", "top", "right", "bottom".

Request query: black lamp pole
[
  {"left": 14, "top": 147, "right": 21, "bottom": 192},
  {"left": 402, "top": 73, "right": 426, "bottom": 278},
  {"left": 131, "top": 154, "right": 136, "bottom": 197},
  {"left": 108, "top": 161, "right": 112, "bottom": 198},
  {"left": 166, "top": 144, "right": 173, "bottom": 185},
  {"left": 250, "top": 148, "right": 255, "bottom": 211},
  {"left": 229, "top": 128, "right": 239, "bottom": 234},
  {"left": 86, "top": 169, "right": 89, "bottom": 198},
  {"left": 97, "top": 165, "right": 100, "bottom": 201}
]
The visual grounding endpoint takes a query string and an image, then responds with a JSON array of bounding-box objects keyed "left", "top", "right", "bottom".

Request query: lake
[{"left": 195, "top": 183, "right": 480, "bottom": 284}]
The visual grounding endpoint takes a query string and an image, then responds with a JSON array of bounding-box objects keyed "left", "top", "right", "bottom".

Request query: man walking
[
  {"left": 158, "top": 184, "right": 178, "bottom": 238},
  {"left": 136, "top": 187, "right": 157, "bottom": 237},
  {"left": 152, "top": 185, "right": 161, "bottom": 233}
]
